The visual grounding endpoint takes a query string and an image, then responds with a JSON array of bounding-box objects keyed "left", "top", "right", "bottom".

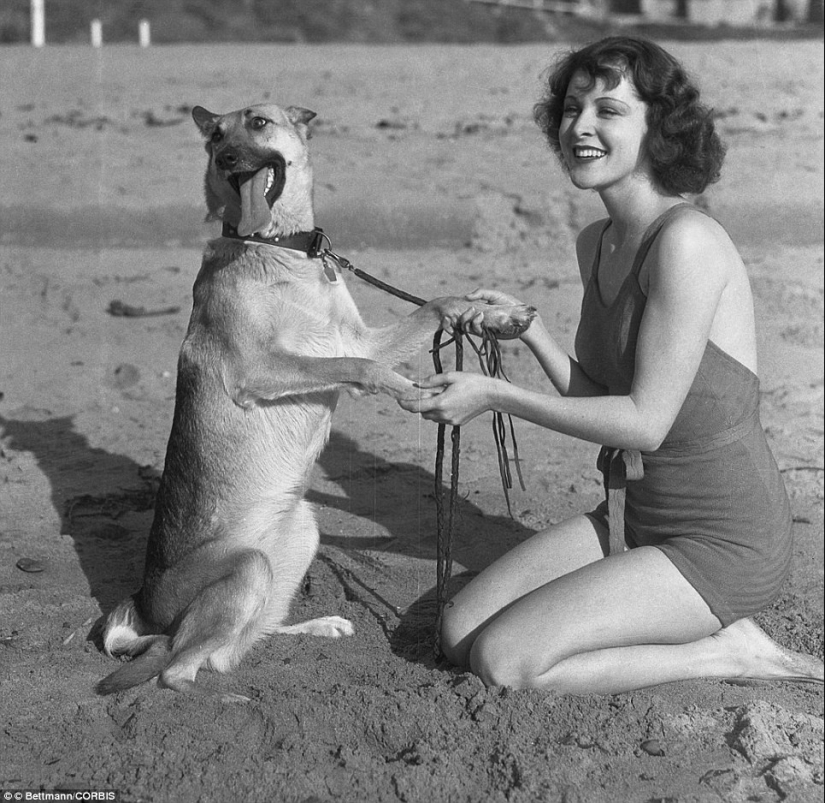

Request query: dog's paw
[
  {"left": 308, "top": 615, "right": 355, "bottom": 638},
  {"left": 221, "top": 692, "right": 252, "bottom": 704},
  {"left": 353, "top": 364, "right": 416, "bottom": 400},
  {"left": 481, "top": 303, "right": 537, "bottom": 339},
  {"left": 280, "top": 615, "right": 355, "bottom": 638}
]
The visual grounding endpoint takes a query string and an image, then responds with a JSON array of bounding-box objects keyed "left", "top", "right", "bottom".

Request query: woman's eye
[
  {"left": 563, "top": 106, "right": 579, "bottom": 117},
  {"left": 250, "top": 117, "right": 268, "bottom": 130}
]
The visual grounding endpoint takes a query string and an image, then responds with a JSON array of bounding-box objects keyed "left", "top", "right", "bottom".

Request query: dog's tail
[
  {"left": 97, "top": 596, "right": 172, "bottom": 695},
  {"left": 96, "top": 637, "right": 173, "bottom": 695}
]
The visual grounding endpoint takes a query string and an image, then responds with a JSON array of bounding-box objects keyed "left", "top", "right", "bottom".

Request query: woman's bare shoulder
[{"left": 644, "top": 206, "right": 740, "bottom": 290}]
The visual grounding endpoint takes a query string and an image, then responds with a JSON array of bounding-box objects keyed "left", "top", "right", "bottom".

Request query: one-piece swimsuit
[{"left": 575, "top": 203, "right": 792, "bottom": 626}]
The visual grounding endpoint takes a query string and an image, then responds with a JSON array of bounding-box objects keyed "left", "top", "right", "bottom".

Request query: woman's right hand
[
  {"left": 465, "top": 288, "right": 525, "bottom": 308},
  {"left": 437, "top": 288, "right": 534, "bottom": 339}
]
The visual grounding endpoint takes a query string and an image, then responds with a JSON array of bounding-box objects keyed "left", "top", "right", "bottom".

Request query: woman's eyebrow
[
  {"left": 595, "top": 96, "right": 631, "bottom": 107},
  {"left": 564, "top": 91, "right": 631, "bottom": 108}
]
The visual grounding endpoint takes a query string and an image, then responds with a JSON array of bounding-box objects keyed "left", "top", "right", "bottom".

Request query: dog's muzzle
[{"left": 221, "top": 154, "right": 287, "bottom": 236}]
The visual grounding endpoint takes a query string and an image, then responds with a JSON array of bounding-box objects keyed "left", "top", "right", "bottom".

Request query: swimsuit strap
[{"left": 589, "top": 219, "right": 614, "bottom": 280}]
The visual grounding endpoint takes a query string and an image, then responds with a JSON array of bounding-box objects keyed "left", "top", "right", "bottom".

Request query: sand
[{"left": 0, "top": 40, "right": 822, "bottom": 802}]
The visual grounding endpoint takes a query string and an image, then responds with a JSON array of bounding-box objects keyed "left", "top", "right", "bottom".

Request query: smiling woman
[
  {"left": 556, "top": 70, "right": 652, "bottom": 195},
  {"left": 397, "top": 36, "right": 824, "bottom": 694}
]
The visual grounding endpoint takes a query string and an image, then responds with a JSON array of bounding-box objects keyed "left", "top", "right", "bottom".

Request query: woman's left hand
[{"left": 397, "top": 372, "right": 499, "bottom": 426}]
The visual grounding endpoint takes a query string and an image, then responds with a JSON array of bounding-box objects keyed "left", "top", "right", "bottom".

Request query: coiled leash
[
  {"left": 312, "top": 230, "right": 526, "bottom": 654},
  {"left": 225, "top": 223, "right": 525, "bottom": 652}
]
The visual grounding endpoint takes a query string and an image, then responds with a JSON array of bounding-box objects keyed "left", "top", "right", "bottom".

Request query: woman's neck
[{"left": 599, "top": 181, "right": 684, "bottom": 246}]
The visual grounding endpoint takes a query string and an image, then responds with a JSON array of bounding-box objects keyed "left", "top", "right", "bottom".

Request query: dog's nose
[{"left": 215, "top": 148, "right": 239, "bottom": 171}]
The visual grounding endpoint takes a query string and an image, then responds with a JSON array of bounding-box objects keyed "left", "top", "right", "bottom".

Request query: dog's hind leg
[
  {"left": 157, "top": 548, "right": 273, "bottom": 700},
  {"left": 97, "top": 596, "right": 176, "bottom": 695},
  {"left": 261, "top": 500, "right": 355, "bottom": 639}
]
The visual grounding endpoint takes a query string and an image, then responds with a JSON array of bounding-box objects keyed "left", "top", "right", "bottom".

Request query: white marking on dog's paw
[
  {"left": 221, "top": 692, "right": 252, "bottom": 704},
  {"left": 318, "top": 616, "right": 355, "bottom": 638},
  {"left": 279, "top": 615, "right": 355, "bottom": 638}
]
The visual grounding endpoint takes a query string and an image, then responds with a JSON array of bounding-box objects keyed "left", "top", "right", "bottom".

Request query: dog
[{"left": 96, "top": 102, "right": 534, "bottom": 698}]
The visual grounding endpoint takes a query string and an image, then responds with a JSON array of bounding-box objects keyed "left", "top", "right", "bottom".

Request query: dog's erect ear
[
  {"left": 192, "top": 106, "right": 221, "bottom": 137},
  {"left": 285, "top": 106, "right": 317, "bottom": 141},
  {"left": 285, "top": 107, "right": 317, "bottom": 126}
]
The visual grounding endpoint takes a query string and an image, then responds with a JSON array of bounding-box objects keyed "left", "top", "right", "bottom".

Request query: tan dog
[{"left": 97, "top": 103, "right": 534, "bottom": 698}]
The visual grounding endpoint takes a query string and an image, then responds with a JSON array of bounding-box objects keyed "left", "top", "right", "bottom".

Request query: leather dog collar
[{"left": 221, "top": 223, "right": 327, "bottom": 258}]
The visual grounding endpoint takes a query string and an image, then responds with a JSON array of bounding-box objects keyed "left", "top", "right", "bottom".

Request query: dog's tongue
[{"left": 237, "top": 167, "right": 272, "bottom": 236}]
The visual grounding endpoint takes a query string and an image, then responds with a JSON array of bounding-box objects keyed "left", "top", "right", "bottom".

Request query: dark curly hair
[{"left": 533, "top": 36, "right": 726, "bottom": 195}]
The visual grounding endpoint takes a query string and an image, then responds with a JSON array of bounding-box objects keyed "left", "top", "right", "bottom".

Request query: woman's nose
[{"left": 568, "top": 108, "right": 595, "bottom": 137}]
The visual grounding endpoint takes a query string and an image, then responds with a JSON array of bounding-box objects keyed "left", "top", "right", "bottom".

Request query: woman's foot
[{"left": 715, "top": 617, "right": 824, "bottom": 684}]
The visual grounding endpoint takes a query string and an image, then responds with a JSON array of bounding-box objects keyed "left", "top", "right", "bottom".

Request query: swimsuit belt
[
  {"left": 655, "top": 410, "right": 759, "bottom": 456},
  {"left": 596, "top": 412, "right": 759, "bottom": 555},
  {"left": 597, "top": 447, "right": 644, "bottom": 555}
]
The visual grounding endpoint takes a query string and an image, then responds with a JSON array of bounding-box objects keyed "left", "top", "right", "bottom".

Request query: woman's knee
[
  {"left": 440, "top": 595, "right": 503, "bottom": 668},
  {"left": 468, "top": 626, "right": 543, "bottom": 689},
  {"left": 439, "top": 599, "right": 475, "bottom": 667}
]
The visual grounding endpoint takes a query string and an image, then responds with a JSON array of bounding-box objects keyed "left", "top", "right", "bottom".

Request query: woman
[{"left": 398, "top": 37, "right": 823, "bottom": 693}]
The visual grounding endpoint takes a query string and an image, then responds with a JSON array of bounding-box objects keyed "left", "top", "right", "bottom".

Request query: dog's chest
[{"left": 265, "top": 270, "right": 363, "bottom": 356}]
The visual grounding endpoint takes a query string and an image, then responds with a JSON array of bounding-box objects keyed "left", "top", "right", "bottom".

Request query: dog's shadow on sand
[
  {"left": 0, "top": 415, "right": 530, "bottom": 664},
  {"left": 309, "top": 431, "right": 533, "bottom": 666},
  {"left": 313, "top": 431, "right": 530, "bottom": 560}
]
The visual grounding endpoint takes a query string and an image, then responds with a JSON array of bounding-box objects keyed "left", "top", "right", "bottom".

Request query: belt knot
[{"left": 597, "top": 446, "right": 644, "bottom": 555}]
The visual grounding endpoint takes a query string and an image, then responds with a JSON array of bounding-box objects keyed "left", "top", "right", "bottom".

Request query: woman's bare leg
[
  {"left": 440, "top": 515, "right": 822, "bottom": 693},
  {"left": 440, "top": 514, "right": 609, "bottom": 667},
  {"left": 465, "top": 546, "right": 823, "bottom": 693}
]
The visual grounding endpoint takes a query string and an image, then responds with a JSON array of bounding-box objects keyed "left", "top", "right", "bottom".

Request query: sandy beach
[{"left": 0, "top": 40, "right": 822, "bottom": 802}]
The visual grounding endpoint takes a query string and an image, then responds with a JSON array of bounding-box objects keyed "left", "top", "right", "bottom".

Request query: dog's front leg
[
  {"left": 356, "top": 296, "right": 537, "bottom": 367},
  {"left": 225, "top": 353, "right": 416, "bottom": 408}
]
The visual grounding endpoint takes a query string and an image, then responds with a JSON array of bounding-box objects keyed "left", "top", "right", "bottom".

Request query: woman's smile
[{"left": 572, "top": 146, "right": 608, "bottom": 161}]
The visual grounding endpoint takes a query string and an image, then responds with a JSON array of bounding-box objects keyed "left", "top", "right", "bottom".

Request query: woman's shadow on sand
[{"left": 0, "top": 413, "right": 531, "bottom": 663}]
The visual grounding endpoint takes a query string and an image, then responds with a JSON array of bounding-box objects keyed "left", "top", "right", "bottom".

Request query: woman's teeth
[{"left": 575, "top": 148, "right": 606, "bottom": 159}]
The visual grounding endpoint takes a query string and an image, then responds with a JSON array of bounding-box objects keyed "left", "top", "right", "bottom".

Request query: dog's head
[{"left": 192, "top": 103, "right": 316, "bottom": 237}]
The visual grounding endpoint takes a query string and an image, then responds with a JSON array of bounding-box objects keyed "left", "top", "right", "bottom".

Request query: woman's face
[{"left": 558, "top": 68, "right": 651, "bottom": 194}]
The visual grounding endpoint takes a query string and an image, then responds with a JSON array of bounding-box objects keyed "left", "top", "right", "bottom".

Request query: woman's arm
[
  {"left": 403, "top": 213, "right": 732, "bottom": 452},
  {"left": 518, "top": 315, "right": 606, "bottom": 398}
]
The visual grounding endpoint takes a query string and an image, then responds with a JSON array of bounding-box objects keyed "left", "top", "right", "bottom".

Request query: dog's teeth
[{"left": 265, "top": 169, "right": 274, "bottom": 194}]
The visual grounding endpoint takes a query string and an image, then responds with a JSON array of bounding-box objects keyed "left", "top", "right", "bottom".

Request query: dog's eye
[
  {"left": 210, "top": 129, "right": 223, "bottom": 144},
  {"left": 250, "top": 117, "right": 268, "bottom": 130}
]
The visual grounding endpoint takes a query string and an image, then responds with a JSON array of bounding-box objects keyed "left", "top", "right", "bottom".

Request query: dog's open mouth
[{"left": 228, "top": 156, "right": 286, "bottom": 237}]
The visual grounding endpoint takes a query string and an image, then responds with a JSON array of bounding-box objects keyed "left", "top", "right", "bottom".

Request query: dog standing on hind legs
[{"left": 97, "top": 102, "right": 535, "bottom": 699}]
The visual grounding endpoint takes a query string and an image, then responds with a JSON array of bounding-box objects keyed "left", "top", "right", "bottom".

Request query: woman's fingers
[
  {"left": 466, "top": 288, "right": 520, "bottom": 307},
  {"left": 440, "top": 316, "right": 455, "bottom": 334},
  {"left": 465, "top": 288, "right": 493, "bottom": 302},
  {"left": 413, "top": 373, "right": 452, "bottom": 389},
  {"left": 458, "top": 307, "right": 484, "bottom": 334}
]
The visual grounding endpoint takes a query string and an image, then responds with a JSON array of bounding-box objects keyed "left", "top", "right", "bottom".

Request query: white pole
[
  {"left": 139, "top": 19, "right": 151, "bottom": 47},
  {"left": 91, "top": 18, "right": 102, "bottom": 47},
  {"left": 31, "top": 0, "right": 45, "bottom": 47}
]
